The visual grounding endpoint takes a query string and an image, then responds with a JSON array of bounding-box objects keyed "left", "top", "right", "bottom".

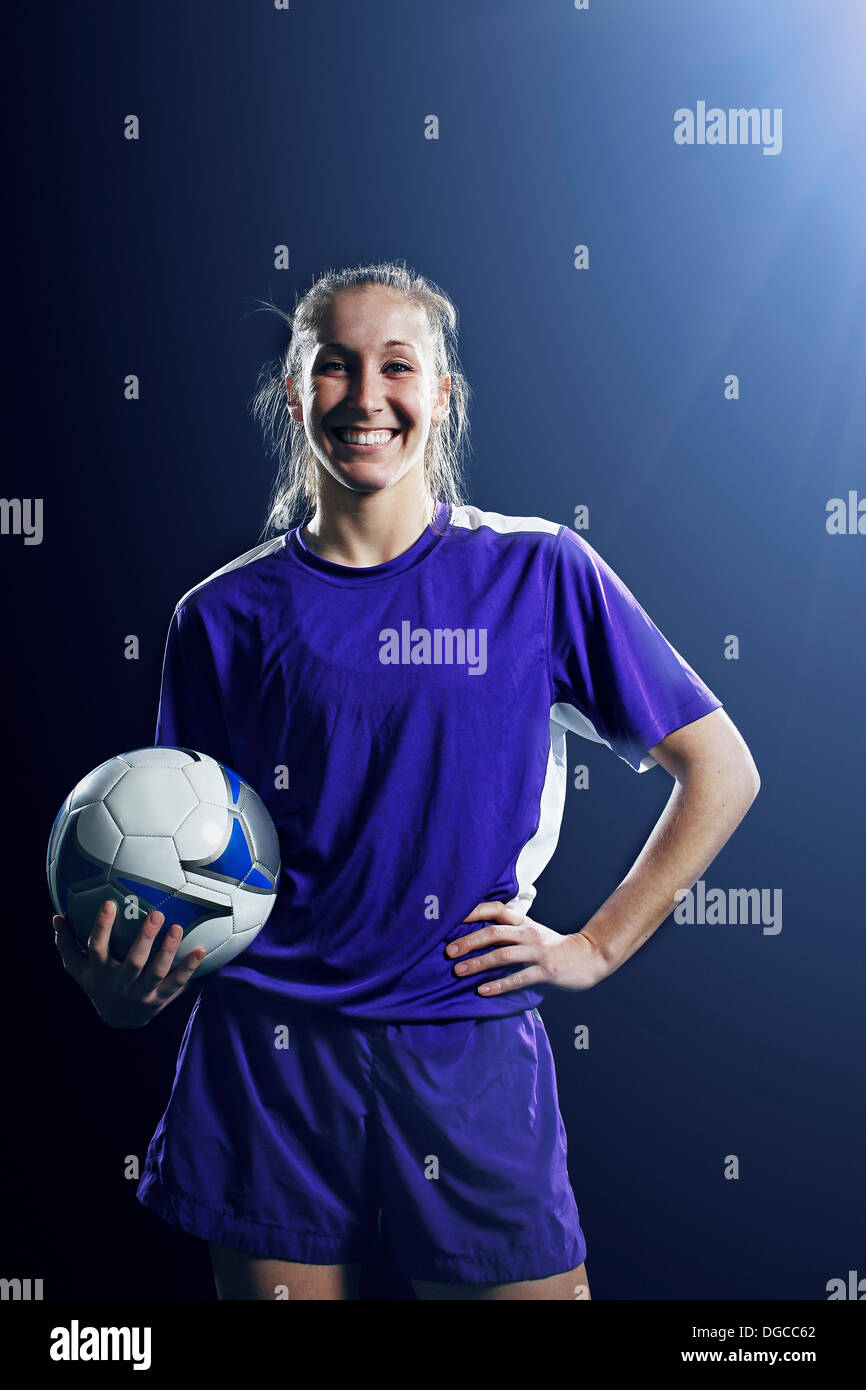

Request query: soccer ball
[{"left": 46, "top": 746, "right": 281, "bottom": 976}]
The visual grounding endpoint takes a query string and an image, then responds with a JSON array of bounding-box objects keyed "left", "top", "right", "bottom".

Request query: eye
[{"left": 317, "top": 360, "right": 412, "bottom": 373}]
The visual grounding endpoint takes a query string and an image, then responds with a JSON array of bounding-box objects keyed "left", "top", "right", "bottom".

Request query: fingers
[
  {"left": 451, "top": 941, "right": 537, "bottom": 978},
  {"left": 87, "top": 899, "right": 118, "bottom": 966},
  {"left": 461, "top": 899, "right": 524, "bottom": 925},
  {"left": 448, "top": 914, "right": 534, "bottom": 959},
  {"left": 446, "top": 916, "right": 542, "bottom": 996},
  {"left": 475, "top": 964, "right": 546, "bottom": 996},
  {"left": 118, "top": 910, "right": 169, "bottom": 982},
  {"left": 461, "top": 899, "right": 503, "bottom": 923},
  {"left": 142, "top": 921, "right": 184, "bottom": 979},
  {"left": 149, "top": 943, "right": 207, "bottom": 1005},
  {"left": 53, "top": 903, "right": 206, "bottom": 1027},
  {"left": 138, "top": 926, "right": 205, "bottom": 1001}
]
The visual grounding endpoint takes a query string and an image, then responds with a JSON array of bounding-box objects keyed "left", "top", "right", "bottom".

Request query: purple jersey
[{"left": 156, "top": 499, "right": 722, "bottom": 1022}]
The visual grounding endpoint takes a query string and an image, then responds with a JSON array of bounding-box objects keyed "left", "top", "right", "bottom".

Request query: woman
[{"left": 54, "top": 260, "right": 759, "bottom": 1300}]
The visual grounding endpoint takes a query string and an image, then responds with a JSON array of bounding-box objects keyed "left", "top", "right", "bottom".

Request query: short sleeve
[
  {"left": 155, "top": 599, "right": 235, "bottom": 767},
  {"left": 546, "top": 527, "right": 723, "bottom": 772}
]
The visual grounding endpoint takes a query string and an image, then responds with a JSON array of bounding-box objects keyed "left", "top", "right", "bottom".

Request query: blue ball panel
[{"left": 199, "top": 813, "right": 254, "bottom": 885}]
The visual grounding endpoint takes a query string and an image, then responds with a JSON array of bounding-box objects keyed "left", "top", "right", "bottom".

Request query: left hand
[{"left": 446, "top": 900, "right": 609, "bottom": 997}]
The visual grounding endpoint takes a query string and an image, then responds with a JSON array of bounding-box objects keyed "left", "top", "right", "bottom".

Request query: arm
[
  {"left": 450, "top": 707, "right": 760, "bottom": 994},
  {"left": 577, "top": 706, "right": 760, "bottom": 976},
  {"left": 453, "top": 525, "right": 758, "bottom": 994}
]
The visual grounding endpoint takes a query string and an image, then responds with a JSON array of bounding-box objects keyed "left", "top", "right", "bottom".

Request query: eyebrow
[{"left": 317, "top": 340, "right": 419, "bottom": 353}]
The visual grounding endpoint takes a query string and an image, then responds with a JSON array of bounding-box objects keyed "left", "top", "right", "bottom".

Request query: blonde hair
[{"left": 249, "top": 259, "right": 472, "bottom": 541}]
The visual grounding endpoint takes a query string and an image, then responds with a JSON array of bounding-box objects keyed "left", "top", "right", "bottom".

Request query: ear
[
  {"left": 285, "top": 373, "right": 303, "bottom": 424},
  {"left": 433, "top": 373, "right": 451, "bottom": 423}
]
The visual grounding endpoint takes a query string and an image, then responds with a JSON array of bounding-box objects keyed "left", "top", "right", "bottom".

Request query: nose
[{"left": 341, "top": 361, "right": 385, "bottom": 419}]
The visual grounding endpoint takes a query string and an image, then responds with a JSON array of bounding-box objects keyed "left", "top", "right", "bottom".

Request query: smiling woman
[
  {"left": 249, "top": 261, "right": 472, "bottom": 547},
  {"left": 124, "top": 259, "right": 757, "bottom": 1303},
  {"left": 265, "top": 275, "right": 461, "bottom": 564}
]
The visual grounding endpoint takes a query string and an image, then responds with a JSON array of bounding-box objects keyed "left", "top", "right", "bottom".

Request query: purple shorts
[{"left": 136, "top": 978, "right": 587, "bottom": 1285}]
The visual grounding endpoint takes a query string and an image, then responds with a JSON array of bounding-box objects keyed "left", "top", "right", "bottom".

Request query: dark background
[{"left": 3, "top": 0, "right": 864, "bottom": 1299}]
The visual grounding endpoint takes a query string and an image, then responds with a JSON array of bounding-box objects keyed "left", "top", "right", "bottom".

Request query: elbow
[
  {"left": 688, "top": 746, "right": 760, "bottom": 812},
  {"left": 720, "top": 717, "right": 761, "bottom": 808},
  {"left": 738, "top": 748, "right": 761, "bottom": 809}
]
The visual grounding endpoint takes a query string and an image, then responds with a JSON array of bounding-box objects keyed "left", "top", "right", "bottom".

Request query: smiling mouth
[{"left": 331, "top": 427, "right": 401, "bottom": 450}]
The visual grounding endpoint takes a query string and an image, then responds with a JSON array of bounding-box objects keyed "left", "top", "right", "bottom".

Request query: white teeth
[{"left": 336, "top": 429, "right": 396, "bottom": 446}]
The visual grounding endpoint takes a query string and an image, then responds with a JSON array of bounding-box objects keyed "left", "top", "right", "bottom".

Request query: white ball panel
[
  {"left": 113, "top": 835, "right": 186, "bottom": 890},
  {"left": 187, "top": 922, "right": 264, "bottom": 976},
  {"left": 174, "top": 802, "right": 230, "bottom": 861},
  {"left": 172, "top": 916, "right": 235, "bottom": 972},
  {"left": 230, "top": 886, "right": 277, "bottom": 933},
  {"left": 69, "top": 758, "right": 128, "bottom": 812},
  {"left": 106, "top": 767, "right": 198, "bottom": 835},
  {"left": 182, "top": 758, "right": 230, "bottom": 806},
  {"left": 75, "top": 802, "right": 124, "bottom": 866},
  {"left": 180, "top": 873, "right": 235, "bottom": 908},
  {"left": 124, "top": 746, "right": 196, "bottom": 769}
]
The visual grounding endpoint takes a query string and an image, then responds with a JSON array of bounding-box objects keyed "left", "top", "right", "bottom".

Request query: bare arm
[
  {"left": 578, "top": 706, "right": 760, "bottom": 975},
  {"left": 450, "top": 706, "right": 760, "bottom": 995}
]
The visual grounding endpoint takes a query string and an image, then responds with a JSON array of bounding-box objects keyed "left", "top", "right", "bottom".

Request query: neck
[{"left": 301, "top": 472, "right": 437, "bottom": 568}]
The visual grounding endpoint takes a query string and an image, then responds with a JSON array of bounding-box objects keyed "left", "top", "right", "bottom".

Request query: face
[{"left": 285, "top": 286, "right": 450, "bottom": 497}]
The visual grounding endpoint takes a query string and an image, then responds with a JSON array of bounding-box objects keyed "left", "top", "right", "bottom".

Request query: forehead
[{"left": 314, "top": 286, "right": 428, "bottom": 354}]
